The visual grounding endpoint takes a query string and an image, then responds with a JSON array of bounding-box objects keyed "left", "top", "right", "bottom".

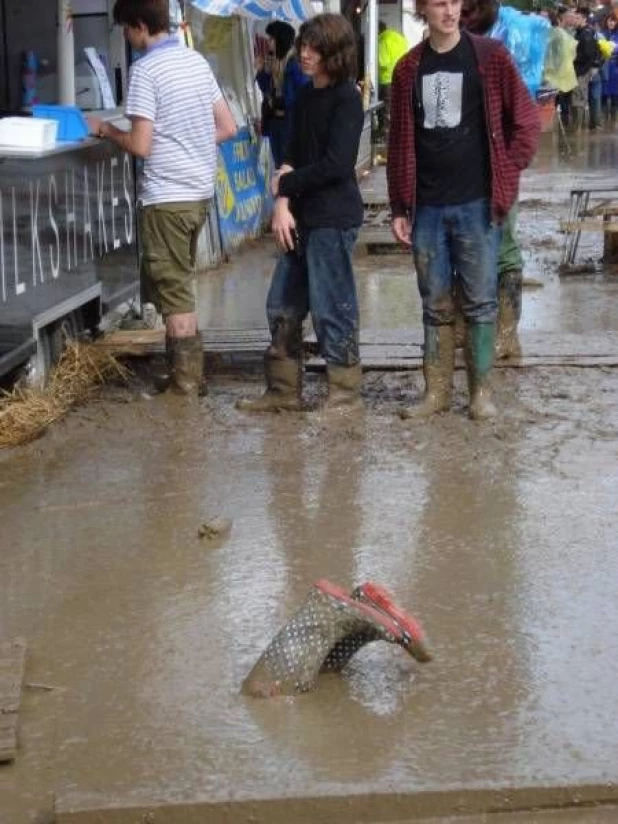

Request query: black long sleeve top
[{"left": 278, "top": 80, "right": 365, "bottom": 230}]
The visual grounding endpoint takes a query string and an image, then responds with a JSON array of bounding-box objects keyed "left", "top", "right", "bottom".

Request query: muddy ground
[{"left": 1, "top": 133, "right": 618, "bottom": 824}]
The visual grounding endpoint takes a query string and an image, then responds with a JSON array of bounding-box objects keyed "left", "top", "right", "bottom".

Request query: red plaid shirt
[{"left": 387, "top": 32, "right": 540, "bottom": 224}]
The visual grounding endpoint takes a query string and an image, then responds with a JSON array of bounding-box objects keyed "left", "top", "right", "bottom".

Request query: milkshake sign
[
  {"left": 0, "top": 151, "right": 134, "bottom": 304},
  {"left": 216, "top": 127, "right": 268, "bottom": 251}
]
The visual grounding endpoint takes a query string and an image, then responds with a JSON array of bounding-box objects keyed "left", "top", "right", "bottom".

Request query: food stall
[{"left": 0, "top": 0, "right": 137, "bottom": 383}]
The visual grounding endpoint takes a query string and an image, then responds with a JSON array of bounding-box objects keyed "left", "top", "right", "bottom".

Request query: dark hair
[
  {"left": 113, "top": 0, "right": 169, "bottom": 35},
  {"left": 296, "top": 13, "right": 357, "bottom": 84},
  {"left": 265, "top": 21, "right": 296, "bottom": 59}
]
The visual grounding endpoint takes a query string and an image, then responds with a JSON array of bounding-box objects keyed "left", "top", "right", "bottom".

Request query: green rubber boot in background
[
  {"left": 236, "top": 354, "right": 302, "bottom": 412},
  {"left": 400, "top": 325, "right": 454, "bottom": 419},
  {"left": 466, "top": 323, "right": 497, "bottom": 420}
]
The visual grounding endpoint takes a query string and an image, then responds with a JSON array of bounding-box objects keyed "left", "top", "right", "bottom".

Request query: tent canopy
[{"left": 189, "top": 0, "right": 313, "bottom": 22}]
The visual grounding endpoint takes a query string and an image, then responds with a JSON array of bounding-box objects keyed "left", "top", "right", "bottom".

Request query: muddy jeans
[
  {"left": 412, "top": 198, "right": 501, "bottom": 325},
  {"left": 266, "top": 227, "right": 360, "bottom": 366}
]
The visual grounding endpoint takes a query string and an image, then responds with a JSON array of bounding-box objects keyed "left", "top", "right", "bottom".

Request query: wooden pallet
[
  {"left": 94, "top": 329, "right": 618, "bottom": 370},
  {"left": 561, "top": 186, "right": 618, "bottom": 267},
  {"left": 0, "top": 638, "right": 27, "bottom": 763}
]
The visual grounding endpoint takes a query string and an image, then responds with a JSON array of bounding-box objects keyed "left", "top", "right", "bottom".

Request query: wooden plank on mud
[
  {"left": 95, "top": 329, "right": 618, "bottom": 369},
  {"left": 560, "top": 220, "right": 618, "bottom": 233},
  {"left": 0, "top": 638, "right": 27, "bottom": 763}
]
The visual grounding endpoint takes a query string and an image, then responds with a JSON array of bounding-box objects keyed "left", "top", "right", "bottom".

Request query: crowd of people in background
[{"left": 545, "top": 3, "right": 618, "bottom": 131}]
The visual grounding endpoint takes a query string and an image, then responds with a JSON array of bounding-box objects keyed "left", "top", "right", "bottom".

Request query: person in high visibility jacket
[{"left": 378, "top": 22, "right": 409, "bottom": 137}]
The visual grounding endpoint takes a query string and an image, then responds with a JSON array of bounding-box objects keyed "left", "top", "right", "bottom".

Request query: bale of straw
[{"left": 0, "top": 342, "right": 129, "bottom": 448}]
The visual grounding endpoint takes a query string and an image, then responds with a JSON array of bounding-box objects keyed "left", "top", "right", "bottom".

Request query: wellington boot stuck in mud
[
  {"left": 236, "top": 355, "right": 302, "bottom": 413},
  {"left": 466, "top": 323, "right": 497, "bottom": 421},
  {"left": 322, "top": 363, "right": 363, "bottom": 413},
  {"left": 241, "top": 580, "right": 420, "bottom": 698},
  {"left": 400, "top": 324, "right": 454, "bottom": 420},
  {"left": 170, "top": 335, "right": 206, "bottom": 397}
]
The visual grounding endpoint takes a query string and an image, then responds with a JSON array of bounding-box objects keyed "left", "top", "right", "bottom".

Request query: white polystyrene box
[{"left": 0, "top": 117, "right": 58, "bottom": 149}]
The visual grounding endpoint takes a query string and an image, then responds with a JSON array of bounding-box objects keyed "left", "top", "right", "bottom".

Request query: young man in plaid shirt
[{"left": 387, "top": 0, "right": 540, "bottom": 420}]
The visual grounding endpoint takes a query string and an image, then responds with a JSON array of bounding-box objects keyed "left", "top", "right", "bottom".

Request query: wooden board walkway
[
  {"left": 94, "top": 329, "right": 618, "bottom": 371},
  {"left": 0, "top": 638, "right": 27, "bottom": 763}
]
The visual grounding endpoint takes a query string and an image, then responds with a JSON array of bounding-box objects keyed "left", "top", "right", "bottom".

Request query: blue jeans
[
  {"left": 588, "top": 70, "right": 602, "bottom": 129},
  {"left": 412, "top": 198, "right": 501, "bottom": 325},
  {"left": 266, "top": 227, "right": 360, "bottom": 366}
]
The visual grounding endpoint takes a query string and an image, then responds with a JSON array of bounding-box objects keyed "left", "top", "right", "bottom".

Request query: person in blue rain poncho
[{"left": 460, "top": 0, "right": 550, "bottom": 360}]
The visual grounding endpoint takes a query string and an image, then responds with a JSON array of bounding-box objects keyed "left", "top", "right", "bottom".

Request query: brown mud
[{"left": 1, "top": 133, "right": 618, "bottom": 824}]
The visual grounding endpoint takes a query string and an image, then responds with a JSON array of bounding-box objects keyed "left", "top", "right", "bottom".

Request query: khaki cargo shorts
[{"left": 139, "top": 200, "right": 210, "bottom": 316}]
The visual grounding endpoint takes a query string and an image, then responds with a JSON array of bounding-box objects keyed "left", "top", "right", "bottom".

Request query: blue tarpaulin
[{"left": 189, "top": 0, "right": 311, "bottom": 22}]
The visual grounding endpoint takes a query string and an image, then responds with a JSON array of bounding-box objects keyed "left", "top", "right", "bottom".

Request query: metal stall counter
[{"left": 0, "top": 118, "right": 138, "bottom": 381}]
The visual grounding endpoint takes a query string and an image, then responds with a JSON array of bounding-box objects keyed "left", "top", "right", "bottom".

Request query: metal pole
[
  {"left": 57, "top": 0, "right": 76, "bottom": 105},
  {"left": 365, "top": 0, "right": 378, "bottom": 103}
]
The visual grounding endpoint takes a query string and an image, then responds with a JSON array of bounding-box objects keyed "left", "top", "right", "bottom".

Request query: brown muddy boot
[
  {"left": 321, "top": 582, "right": 432, "bottom": 673},
  {"left": 323, "top": 363, "right": 363, "bottom": 412},
  {"left": 170, "top": 335, "right": 206, "bottom": 396},
  {"left": 241, "top": 580, "right": 412, "bottom": 698},
  {"left": 495, "top": 269, "right": 522, "bottom": 360},
  {"left": 236, "top": 354, "right": 302, "bottom": 412},
  {"left": 400, "top": 324, "right": 454, "bottom": 419},
  {"left": 466, "top": 323, "right": 497, "bottom": 421}
]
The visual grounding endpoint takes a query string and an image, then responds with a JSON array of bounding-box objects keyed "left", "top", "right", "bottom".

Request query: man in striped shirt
[{"left": 89, "top": 0, "right": 237, "bottom": 396}]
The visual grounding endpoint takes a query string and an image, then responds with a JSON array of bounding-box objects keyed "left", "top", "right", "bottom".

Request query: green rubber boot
[
  {"left": 400, "top": 325, "right": 454, "bottom": 419},
  {"left": 466, "top": 323, "right": 497, "bottom": 421}
]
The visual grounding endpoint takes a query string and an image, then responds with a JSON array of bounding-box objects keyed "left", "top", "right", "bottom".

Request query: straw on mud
[{"left": 0, "top": 341, "right": 129, "bottom": 448}]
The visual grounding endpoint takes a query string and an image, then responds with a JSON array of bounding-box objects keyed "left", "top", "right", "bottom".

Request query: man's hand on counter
[{"left": 86, "top": 115, "right": 153, "bottom": 159}]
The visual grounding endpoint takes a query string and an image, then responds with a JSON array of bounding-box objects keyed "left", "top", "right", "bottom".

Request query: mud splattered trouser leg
[
  {"left": 413, "top": 198, "right": 500, "bottom": 327},
  {"left": 267, "top": 227, "right": 361, "bottom": 367}
]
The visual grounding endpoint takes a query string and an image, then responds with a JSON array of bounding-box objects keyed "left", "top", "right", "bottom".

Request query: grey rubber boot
[
  {"left": 241, "top": 580, "right": 408, "bottom": 698},
  {"left": 170, "top": 335, "right": 206, "bottom": 396},
  {"left": 236, "top": 354, "right": 302, "bottom": 412},
  {"left": 495, "top": 269, "right": 523, "bottom": 360},
  {"left": 323, "top": 363, "right": 363, "bottom": 412},
  {"left": 466, "top": 323, "right": 497, "bottom": 420},
  {"left": 400, "top": 324, "right": 454, "bottom": 419}
]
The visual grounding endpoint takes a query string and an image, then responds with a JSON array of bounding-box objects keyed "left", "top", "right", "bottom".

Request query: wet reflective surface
[{"left": 2, "top": 134, "right": 618, "bottom": 824}]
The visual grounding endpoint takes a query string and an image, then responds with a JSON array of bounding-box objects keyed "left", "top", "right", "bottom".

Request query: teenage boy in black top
[{"left": 238, "top": 13, "right": 365, "bottom": 413}]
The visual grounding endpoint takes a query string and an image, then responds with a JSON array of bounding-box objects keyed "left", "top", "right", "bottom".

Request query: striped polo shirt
[{"left": 126, "top": 38, "right": 223, "bottom": 205}]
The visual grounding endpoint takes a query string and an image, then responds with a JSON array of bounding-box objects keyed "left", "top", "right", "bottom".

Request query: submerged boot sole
[
  {"left": 321, "top": 583, "right": 432, "bottom": 672},
  {"left": 353, "top": 582, "right": 432, "bottom": 662},
  {"left": 243, "top": 579, "right": 405, "bottom": 697}
]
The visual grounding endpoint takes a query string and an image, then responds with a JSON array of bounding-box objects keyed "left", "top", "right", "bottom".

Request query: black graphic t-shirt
[{"left": 414, "top": 35, "right": 490, "bottom": 206}]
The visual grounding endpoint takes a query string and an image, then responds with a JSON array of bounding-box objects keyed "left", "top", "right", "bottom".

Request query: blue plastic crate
[{"left": 32, "top": 104, "right": 89, "bottom": 142}]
